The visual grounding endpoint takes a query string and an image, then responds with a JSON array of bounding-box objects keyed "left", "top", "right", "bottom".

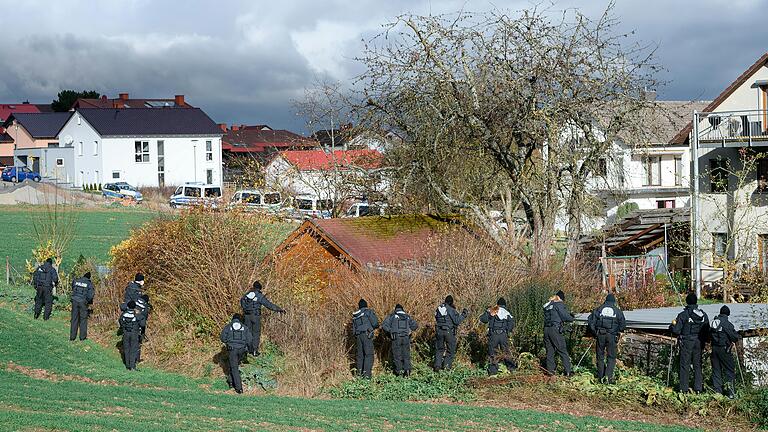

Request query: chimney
[
  {"left": 218, "top": 123, "right": 228, "bottom": 132},
  {"left": 174, "top": 95, "right": 185, "bottom": 106},
  {"left": 231, "top": 125, "right": 240, "bottom": 131},
  {"left": 113, "top": 100, "right": 125, "bottom": 108},
  {"left": 119, "top": 93, "right": 129, "bottom": 101}
]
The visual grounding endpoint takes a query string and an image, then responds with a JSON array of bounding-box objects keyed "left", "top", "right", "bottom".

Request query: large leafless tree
[{"left": 358, "top": 5, "right": 661, "bottom": 269}]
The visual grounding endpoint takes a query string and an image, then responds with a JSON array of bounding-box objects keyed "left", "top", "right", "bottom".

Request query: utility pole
[{"left": 691, "top": 111, "right": 702, "bottom": 298}]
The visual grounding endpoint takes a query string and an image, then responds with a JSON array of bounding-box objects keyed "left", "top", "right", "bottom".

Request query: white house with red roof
[{"left": 264, "top": 149, "right": 386, "bottom": 209}]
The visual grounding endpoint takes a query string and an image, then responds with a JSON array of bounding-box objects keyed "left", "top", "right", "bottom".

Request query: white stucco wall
[{"left": 57, "top": 112, "right": 222, "bottom": 188}]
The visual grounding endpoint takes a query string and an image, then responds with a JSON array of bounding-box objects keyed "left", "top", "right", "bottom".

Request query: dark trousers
[
  {"left": 227, "top": 346, "right": 247, "bottom": 392},
  {"left": 34, "top": 287, "right": 53, "bottom": 320},
  {"left": 355, "top": 333, "right": 374, "bottom": 378},
  {"left": 595, "top": 332, "right": 618, "bottom": 382},
  {"left": 69, "top": 301, "right": 88, "bottom": 340},
  {"left": 711, "top": 345, "right": 736, "bottom": 394},
  {"left": 434, "top": 329, "right": 457, "bottom": 370},
  {"left": 137, "top": 327, "right": 146, "bottom": 362},
  {"left": 122, "top": 331, "right": 140, "bottom": 370},
  {"left": 244, "top": 313, "right": 261, "bottom": 354},
  {"left": 544, "top": 326, "right": 571, "bottom": 375},
  {"left": 391, "top": 335, "right": 412, "bottom": 376},
  {"left": 487, "top": 331, "right": 512, "bottom": 375},
  {"left": 679, "top": 337, "right": 703, "bottom": 393}
]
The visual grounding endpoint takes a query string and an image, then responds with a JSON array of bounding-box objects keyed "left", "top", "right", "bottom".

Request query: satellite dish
[{"left": 63, "top": 135, "right": 74, "bottom": 146}]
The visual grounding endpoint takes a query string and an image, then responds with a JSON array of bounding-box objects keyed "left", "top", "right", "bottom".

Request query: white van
[
  {"left": 291, "top": 194, "right": 333, "bottom": 219},
  {"left": 229, "top": 189, "right": 284, "bottom": 213},
  {"left": 343, "top": 202, "right": 386, "bottom": 218},
  {"left": 169, "top": 182, "right": 222, "bottom": 208}
]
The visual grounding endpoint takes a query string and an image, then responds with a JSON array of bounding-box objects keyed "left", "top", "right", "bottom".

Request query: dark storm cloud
[{"left": 0, "top": 0, "right": 766, "bottom": 131}]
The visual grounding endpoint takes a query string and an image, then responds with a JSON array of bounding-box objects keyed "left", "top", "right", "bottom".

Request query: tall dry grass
[{"left": 91, "top": 212, "right": 608, "bottom": 395}]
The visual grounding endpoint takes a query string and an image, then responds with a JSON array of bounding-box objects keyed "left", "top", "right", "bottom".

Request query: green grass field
[
  {"left": 0, "top": 294, "right": 697, "bottom": 432},
  {"left": 0, "top": 206, "right": 157, "bottom": 274}
]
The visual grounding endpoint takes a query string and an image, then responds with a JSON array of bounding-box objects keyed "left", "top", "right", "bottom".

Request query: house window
[
  {"left": 643, "top": 156, "right": 661, "bottom": 186},
  {"left": 206, "top": 169, "right": 213, "bottom": 184},
  {"left": 157, "top": 140, "right": 165, "bottom": 187},
  {"left": 760, "top": 234, "right": 768, "bottom": 274},
  {"left": 93, "top": 141, "right": 99, "bottom": 156},
  {"left": 713, "top": 232, "right": 729, "bottom": 261},
  {"left": 78, "top": 142, "right": 83, "bottom": 156},
  {"left": 134, "top": 141, "right": 150, "bottom": 163},
  {"left": 55, "top": 158, "right": 64, "bottom": 167},
  {"left": 657, "top": 200, "right": 675, "bottom": 209},
  {"left": 596, "top": 158, "right": 607, "bottom": 177},
  {"left": 112, "top": 171, "right": 120, "bottom": 179},
  {"left": 205, "top": 140, "right": 213, "bottom": 162},
  {"left": 710, "top": 158, "right": 728, "bottom": 193},
  {"left": 674, "top": 156, "right": 683, "bottom": 186},
  {"left": 758, "top": 159, "right": 768, "bottom": 191}
]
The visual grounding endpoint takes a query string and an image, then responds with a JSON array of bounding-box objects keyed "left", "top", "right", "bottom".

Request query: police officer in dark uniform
[
  {"left": 119, "top": 301, "right": 145, "bottom": 370},
  {"left": 543, "top": 290, "right": 574, "bottom": 376},
  {"left": 124, "top": 273, "right": 144, "bottom": 303},
  {"left": 135, "top": 294, "right": 151, "bottom": 362},
  {"left": 351, "top": 299, "right": 379, "bottom": 378},
  {"left": 434, "top": 295, "right": 468, "bottom": 371},
  {"left": 588, "top": 293, "right": 626, "bottom": 383},
  {"left": 220, "top": 314, "right": 253, "bottom": 393},
  {"left": 710, "top": 305, "right": 741, "bottom": 398},
  {"left": 480, "top": 297, "right": 516, "bottom": 375},
  {"left": 69, "top": 272, "right": 95, "bottom": 341},
  {"left": 33, "top": 258, "right": 59, "bottom": 320},
  {"left": 240, "top": 281, "right": 285, "bottom": 356},
  {"left": 382, "top": 304, "right": 418, "bottom": 376},
  {"left": 671, "top": 293, "right": 709, "bottom": 393}
]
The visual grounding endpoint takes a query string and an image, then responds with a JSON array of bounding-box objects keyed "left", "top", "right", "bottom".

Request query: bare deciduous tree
[{"left": 358, "top": 5, "right": 661, "bottom": 269}]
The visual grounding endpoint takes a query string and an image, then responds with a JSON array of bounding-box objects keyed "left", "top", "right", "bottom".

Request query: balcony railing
[{"left": 698, "top": 110, "right": 768, "bottom": 145}]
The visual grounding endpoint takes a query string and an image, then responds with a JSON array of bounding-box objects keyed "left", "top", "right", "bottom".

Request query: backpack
[
  {"left": 597, "top": 306, "right": 617, "bottom": 332},
  {"left": 352, "top": 309, "right": 371, "bottom": 334},
  {"left": 34, "top": 266, "right": 52, "bottom": 289},
  {"left": 436, "top": 305, "right": 450, "bottom": 329},
  {"left": 394, "top": 312, "right": 410, "bottom": 336}
]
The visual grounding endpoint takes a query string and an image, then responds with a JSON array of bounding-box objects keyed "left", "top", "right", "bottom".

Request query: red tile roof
[
  {"left": 0, "top": 103, "right": 41, "bottom": 123},
  {"left": 279, "top": 149, "right": 382, "bottom": 171},
  {"left": 276, "top": 215, "right": 464, "bottom": 270},
  {"left": 669, "top": 52, "right": 768, "bottom": 144},
  {"left": 222, "top": 128, "right": 318, "bottom": 153}
]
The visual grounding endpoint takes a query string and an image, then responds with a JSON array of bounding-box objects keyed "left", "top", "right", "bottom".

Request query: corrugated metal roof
[{"left": 575, "top": 303, "right": 768, "bottom": 332}]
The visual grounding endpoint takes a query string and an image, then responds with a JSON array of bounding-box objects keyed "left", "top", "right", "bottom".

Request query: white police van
[
  {"left": 169, "top": 182, "right": 222, "bottom": 209},
  {"left": 228, "top": 189, "right": 285, "bottom": 213}
]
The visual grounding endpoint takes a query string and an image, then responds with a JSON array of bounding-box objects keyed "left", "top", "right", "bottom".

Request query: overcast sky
[{"left": 0, "top": 0, "right": 766, "bottom": 133}]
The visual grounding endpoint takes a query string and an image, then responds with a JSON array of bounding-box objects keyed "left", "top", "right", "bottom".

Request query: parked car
[
  {"left": 290, "top": 195, "right": 333, "bottom": 219},
  {"left": 169, "top": 182, "right": 222, "bottom": 208},
  {"left": 102, "top": 182, "right": 143, "bottom": 202},
  {"left": 1, "top": 166, "right": 41, "bottom": 183},
  {"left": 228, "top": 189, "right": 285, "bottom": 213},
  {"left": 343, "top": 202, "right": 386, "bottom": 218}
]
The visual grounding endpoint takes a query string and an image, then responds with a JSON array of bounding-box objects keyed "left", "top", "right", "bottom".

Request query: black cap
[
  {"left": 686, "top": 293, "right": 697, "bottom": 305},
  {"left": 497, "top": 297, "right": 506, "bottom": 307},
  {"left": 135, "top": 273, "right": 144, "bottom": 282},
  {"left": 45, "top": 258, "right": 53, "bottom": 264},
  {"left": 252, "top": 281, "right": 262, "bottom": 291},
  {"left": 445, "top": 295, "right": 454, "bottom": 306},
  {"left": 395, "top": 304, "right": 404, "bottom": 311},
  {"left": 556, "top": 290, "right": 565, "bottom": 301},
  {"left": 720, "top": 305, "right": 731, "bottom": 316},
  {"left": 83, "top": 272, "right": 91, "bottom": 279},
  {"left": 127, "top": 300, "right": 136, "bottom": 309},
  {"left": 232, "top": 313, "right": 242, "bottom": 322},
  {"left": 358, "top": 298, "right": 368, "bottom": 309},
  {"left": 606, "top": 293, "right": 616, "bottom": 303},
  {"left": 141, "top": 294, "right": 149, "bottom": 302}
]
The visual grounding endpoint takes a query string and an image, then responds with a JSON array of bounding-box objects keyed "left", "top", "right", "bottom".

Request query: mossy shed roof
[{"left": 275, "top": 214, "right": 466, "bottom": 270}]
